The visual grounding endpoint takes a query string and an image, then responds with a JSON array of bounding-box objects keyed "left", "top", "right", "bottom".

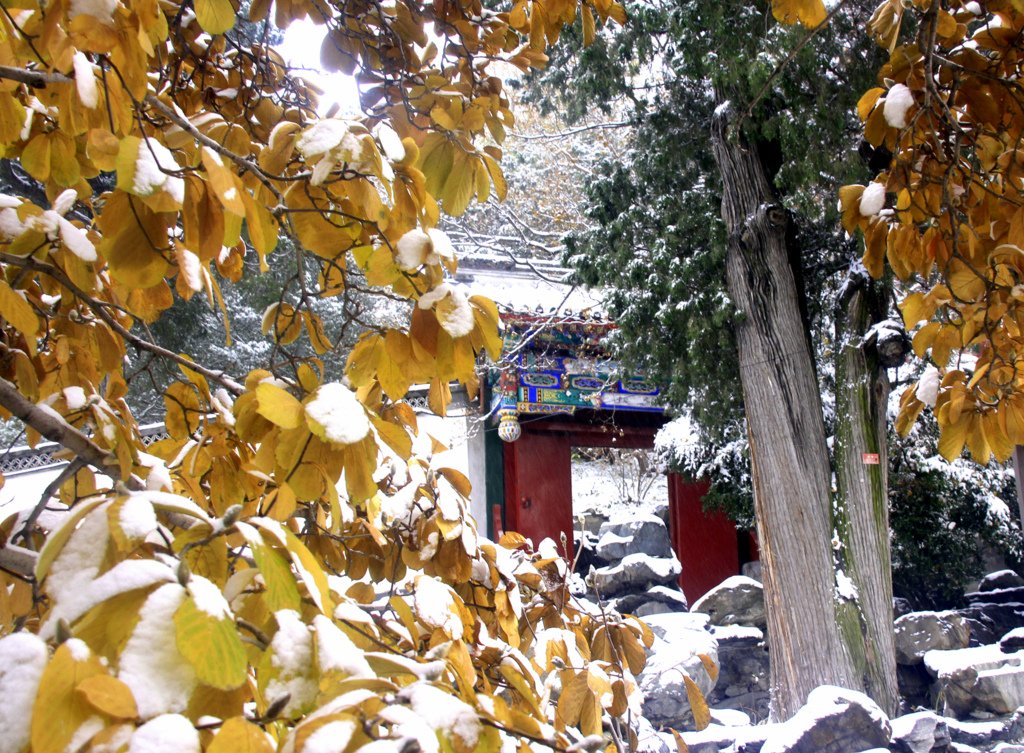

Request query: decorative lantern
[{"left": 497, "top": 409, "right": 521, "bottom": 443}]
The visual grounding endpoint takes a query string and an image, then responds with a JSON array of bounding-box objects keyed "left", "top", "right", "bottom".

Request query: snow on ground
[{"left": 571, "top": 454, "right": 667, "bottom": 519}]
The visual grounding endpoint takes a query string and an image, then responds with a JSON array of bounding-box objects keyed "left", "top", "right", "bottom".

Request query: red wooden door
[
  {"left": 503, "top": 429, "right": 574, "bottom": 558},
  {"left": 667, "top": 475, "right": 741, "bottom": 602}
]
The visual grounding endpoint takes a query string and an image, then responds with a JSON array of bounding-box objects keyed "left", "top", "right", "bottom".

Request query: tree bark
[
  {"left": 711, "top": 105, "right": 860, "bottom": 720},
  {"left": 834, "top": 270, "right": 899, "bottom": 716}
]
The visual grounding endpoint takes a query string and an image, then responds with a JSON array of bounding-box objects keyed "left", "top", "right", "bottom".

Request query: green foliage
[{"left": 889, "top": 424, "right": 1023, "bottom": 610}]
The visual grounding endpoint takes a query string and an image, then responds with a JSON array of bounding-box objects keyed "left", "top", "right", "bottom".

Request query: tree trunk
[
  {"left": 710, "top": 105, "right": 860, "bottom": 720},
  {"left": 833, "top": 270, "right": 900, "bottom": 716}
]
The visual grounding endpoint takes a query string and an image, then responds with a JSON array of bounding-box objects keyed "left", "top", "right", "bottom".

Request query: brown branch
[
  {"left": 0, "top": 376, "right": 140, "bottom": 489},
  {"left": 0, "top": 64, "right": 68, "bottom": 88}
]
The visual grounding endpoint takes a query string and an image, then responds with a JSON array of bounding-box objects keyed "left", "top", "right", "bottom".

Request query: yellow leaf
[
  {"left": 175, "top": 584, "right": 248, "bottom": 690},
  {"left": 582, "top": 5, "right": 596, "bottom": 46},
  {"left": 670, "top": 728, "right": 690, "bottom": 753},
  {"left": 21, "top": 134, "right": 52, "bottom": 182},
  {"left": 202, "top": 147, "right": 245, "bottom": 217},
  {"left": 238, "top": 525, "right": 301, "bottom": 612},
  {"left": 75, "top": 675, "right": 138, "bottom": 720},
  {"left": 683, "top": 675, "right": 711, "bottom": 730},
  {"left": 346, "top": 333, "right": 384, "bottom": 387},
  {"left": 195, "top": 0, "right": 237, "bottom": 34},
  {"left": 165, "top": 381, "right": 202, "bottom": 439},
  {"left": 770, "top": 0, "right": 827, "bottom": 27},
  {"left": 208, "top": 717, "right": 274, "bottom": 753},
  {"left": 937, "top": 414, "right": 969, "bottom": 461},
  {"left": 32, "top": 642, "right": 106, "bottom": 753},
  {"left": 0, "top": 280, "right": 38, "bottom": 340},
  {"left": 255, "top": 382, "right": 304, "bottom": 429}
]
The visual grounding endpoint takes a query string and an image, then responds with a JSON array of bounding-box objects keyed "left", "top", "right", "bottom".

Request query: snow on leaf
[
  {"left": 174, "top": 577, "right": 247, "bottom": 690},
  {"left": 0, "top": 633, "right": 47, "bottom": 753},
  {"left": 128, "top": 714, "right": 201, "bottom": 753},
  {"left": 119, "top": 583, "right": 198, "bottom": 719},
  {"left": 305, "top": 382, "right": 371, "bottom": 445}
]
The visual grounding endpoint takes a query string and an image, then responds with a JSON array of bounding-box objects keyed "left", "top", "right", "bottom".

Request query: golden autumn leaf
[
  {"left": 75, "top": 674, "right": 138, "bottom": 719},
  {"left": 770, "top": 0, "right": 827, "bottom": 27}
]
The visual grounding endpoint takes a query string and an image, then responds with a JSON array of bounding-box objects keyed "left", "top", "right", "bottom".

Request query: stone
[
  {"left": 633, "top": 715, "right": 671, "bottom": 753},
  {"left": 679, "top": 723, "right": 773, "bottom": 753},
  {"left": 742, "top": 560, "right": 762, "bottom": 582},
  {"left": 758, "top": 686, "right": 892, "bottom": 753},
  {"left": 965, "top": 587, "right": 1024, "bottom": 606},
  {"left": 894, "top": 611, "right": 970, "bottom": 665},
  {"left": 946, "top": 712, "right": 1024, "bottom": 749},
  {"left": 590, "top": 553, "right": 682, "bottom": 596},
  {"left": 978, "top": 570, "right": 1024, "bottom": 592},
  {"left": 637, "top": 613, "right": 718, "bottom": 728},
  {"left": 614, "top": 585, "right": 689, "bottom": 616},
  {"left": 1001, "top": 627, "right": 1024, "bottom": 654},
  {"left": 924, "top": 644, "right": 1024, "bottom": 718},
  {"left": 958, "top": 603, "right": 1024, "bottom": 646},
  {"left": 890, "top": 711, "right": 950, "bottom": 753},
  {"left": 596, "top": 513, "right": 674, "bottom": 561},
  {"left": 894, "top": 597, "right": 914, "bottom": 619},
  {"left": 691, "top": 576, "right": 766, "bottom": 628},
  {"left": 708, "top": 625, "right": 770, "bottom": 717}
]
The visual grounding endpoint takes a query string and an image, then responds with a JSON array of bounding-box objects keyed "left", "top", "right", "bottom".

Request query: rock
[
  {"left": 678, "top": 723, "right": 773, "bottom": 753},
  {"left": 590, "top": 553, "right": 682, "bottom": 596},
  {"left": 894, "top": 611, "right": 970, "bottom": 665},
  {"left": 614, "top": 585, "right": 689, "bottom": 616},
  {"left": 958, "top": 603, "right": 1024, "bottom": 645},
  {"left": 894, "top": 597, "right": 914, "bottom": 619},
  {"left": 1001, "top": 627, "right": 1024, "bottom": 653},
  {"left": 924, "top": 644, "right": 1024, "bottom": 718},
  {"left": 759, "top": 686, "right": 892, "bottom": 753},
  {"left": 637, "top": 613, "right": 718, "bottom": 727},
  {"left": 596, "top": 514, "right": 674, "bottom": 560},
  {"left": 691, "top": 576, "right": 766, "bottom": 628},
  {"left": 711, "top": 708, "right": 752, "bottom": 727},
  {"left": 965, "top": 586, "right": 1024, "bottom": 606},
  {"left": 742, "top": 560, "right": 763, "bottom": 583},
  {"left": 633, "top": 715, "right": 671, "bottom": 753},
  {"left": 978, "top": 570, "right": 1024, "bottom": 592},
  {"left": 946, "top": 711, "right": 1024, "bottom": 748},
  {"left": 890, "top": 711, "right": 950, "bottom": 753},
  {"left": 708, "top": 625, "right": 770, "bottom": 714}
]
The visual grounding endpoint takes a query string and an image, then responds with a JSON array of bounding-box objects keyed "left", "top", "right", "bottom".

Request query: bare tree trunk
[
  {"left": 1013, "top": 446, "right": 1024, "bottom": 527},
  {"left": 834, "top": 270, "right": 900, "bottom": 716},
  {"left": 711, "top": 105, "right": 859, "bottom": 720}
]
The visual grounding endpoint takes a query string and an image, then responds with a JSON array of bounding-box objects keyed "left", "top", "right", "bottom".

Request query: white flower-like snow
[
  {"left": 296, "top": 119, "right": 372, "bottom": 185},
  {"left": 0, "top": 190, "right": 97, "bottom": 262},
  {"left": 917, "top": 366, "right": 940, "bottom": 407},
  {"left": 418, "top": 282, "right": 475, "bottom": 338},
  {"left": 305, "top": 382, "right": 371, "bottom": 445},
  {"left": 73, "top": 52, "right": 99, "bottom": 109},
  {"left": 859, "top": 182, "right": 886, "bottom": 217},
  {"left": 883, "top": 84, "right": 915, "bottom": 129},
  {"left": 134, "top": 138, "right": 184, "bottom": 205}
]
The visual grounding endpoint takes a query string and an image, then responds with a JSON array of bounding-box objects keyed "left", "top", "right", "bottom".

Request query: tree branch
[
  {"left": 0, "top": 254, "right": 245, "bottom": 395},
  {"left": 0, "top": 376, "right": 141, "bottom": 490}
]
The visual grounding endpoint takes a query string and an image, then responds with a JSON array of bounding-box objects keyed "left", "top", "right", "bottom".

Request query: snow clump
[
  {"left": 134, "top": 138, "right": 184, "bottom": 205},
  {"left": 73, "top": 52, "right": 99, "bottom": 108},
  {"left": 304, "top": 382, "right": 371, "bottom": 445},
  {"left": 0, "top": 633, "right": 48, "bottom": 753},
  {"left": 128, "top": 714, "right": 200, "bottom": 753},
  {"left": 859, "top": 182, "right": 886, "bottom": 217},
  {"left": 884, "top": 84, "right": 915, "bottom": 129},
  {"left": 917, "top": 366, "right": 940, "bottom": 407},
  {"left": 418, "top": 282, "right": 475, "bottom": 337}
]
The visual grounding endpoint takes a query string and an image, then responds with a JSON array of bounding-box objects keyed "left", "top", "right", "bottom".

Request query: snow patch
[
  {"left": 118, "top": 584, "right": 198, "bottom": 719},
  {"left": 918, "top": 366, "right": 940, "bottom": 407},
  {"left": 0, "top": 633, "right": 48, "bottom": 753},
  {"left": 73, "top": 52, "right": 99, "bottom": 108},
  {"left": 134, "top": 139, "right": 184, "bottom": 205},
  {"left": 859, "top": 182, "right": 886, "bottom": 216},
  {"left": 128, "top": 714, "right": 200, "bottom": 753},
  {"left": 884, "top": 84, "right": 915, "bottom": 129},
  {"left": 305, "top": 383, "right": 371, "bottom": 445},
  {"left": 266, "top": 609, "right": 316, "bottom": 716}
]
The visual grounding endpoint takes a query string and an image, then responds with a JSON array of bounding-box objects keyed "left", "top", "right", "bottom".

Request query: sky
[{"left": 278, "top": 18, "right": 361, "bottom": 116}]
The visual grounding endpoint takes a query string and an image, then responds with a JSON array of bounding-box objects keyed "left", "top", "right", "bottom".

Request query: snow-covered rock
[
  {"left": 890, "top": 710, "right": 950, "bottom": 753},
  {"left": 590, "top": 553, "right": 681, "bottom": 596},
  {"left": 1001, "top": 628, "right": 1024, "bottom": 654},
  {"left": 596, "top": 513, "right": 674, "bottom": 561},
  {"left": 894, "top": 610, "right": 970, "bottom": 665},
  {"left": 613, "top": 584, "right": 688, "bottom": 617},
  {"left": 924, "top": 644, "right": 1024, "bottom": 718},
  {"left": 759, "top": 686, "right": 891, "bottom": 753},
  {"left": 637, "top": 612, "right": 719, "bottom": 728},
  {"left": 979, "top": 571, "right": 1024, "bottom": 592},
  {"left": 691, "top": 575, "right": 766, "bottom": 628},
  {"left": 708, "top": 624, "right": 770, "bottom": 718}
]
